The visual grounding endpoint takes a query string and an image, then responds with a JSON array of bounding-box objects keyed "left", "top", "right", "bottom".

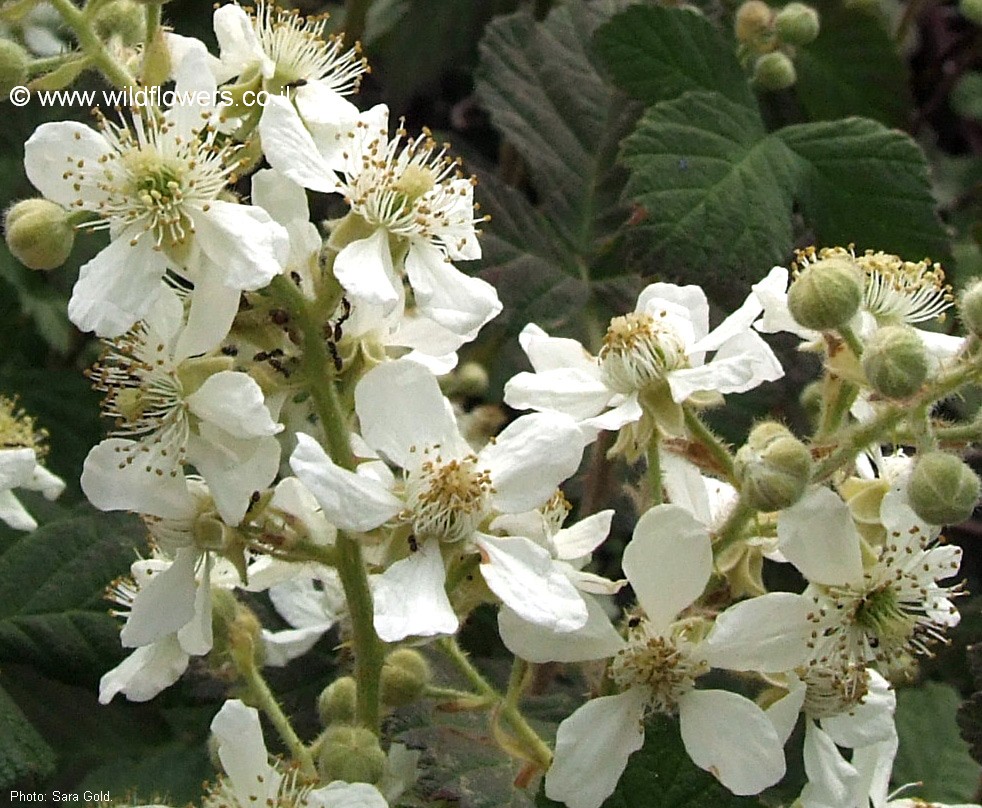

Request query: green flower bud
[
  {"left": 961, "top": 0, "right": 982, "bottom": 26},
  {"left": 381, "top": 648, "right": 431, "bottom": 707},
  {"left": 735, "top": 422, "right": 813, "bottom": 511},
  {"left": 440, "top": 361, "right": 490, "bottom": 398},
  {"left": 907, "top": 452, "right": 980, "bottom": 526},
  {"left": 775, "top": 3, "right": 820, "bottom": 45},
  {"left": 318, "top": 676, "right": 358, "bottom": 726},
  {"left": 4, "top": 199, "right": 75, "bottom": 270},
  {"left": 735, "top": 0, "right": 775, "bottom": 44},
  {"left": 0, "top": 40, "right": 28, "bottom": 99},
  {"left": 959, "top": 279, "right": 982, "bottom": 338},
  {"left": 787, "top": 258, "right": 863, "bottom": 331},
  {"left": 93, "top": 0, "right": 147, "bottom": 46},
  {"left": 799, "top": 380, "right": 823, "bottom": 426},
  {"left": 753, "top": 51, "right": 797, "bottom": 91},
  {"left": 861, "top": 325, "right": 928, "bottom": 399},
  {"left": 317, "top": 726, "right": 387, "bottom": 785}
]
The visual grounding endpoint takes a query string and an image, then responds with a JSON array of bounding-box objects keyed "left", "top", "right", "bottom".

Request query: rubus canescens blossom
[
  {"left": 0, "top": 397, "right": 64, "bottom": 531},
  {"left": 289, "top": 359, "right": 589, "bottom": 643},
  {"left": 22, "top": 43, "right": 288, "bottom": 344},
  {"left": 544, "top": 503, "right": 816, "bottom": 808},
  {"left": 81, "top": 288, "right": 283, "bottom": 528},
  {"left": 261, "top": 103, "right": 501, "bottom": 339},
  {"left": 504, "top": 278, "right": 783, "bottom": 440}
]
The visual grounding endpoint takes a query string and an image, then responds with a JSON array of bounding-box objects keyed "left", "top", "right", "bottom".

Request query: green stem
[
  {"left": 26, "top": 52, "right": 84, "bottom": 77},
  {"left": 239, "top": 656, "right": 318, "bottom": 779},
  {"left": 504, "top": 657, "right": 530, "bottom": 709},
  {"left": 47, "top": 0, "right": 137, "bottom": 88},
  {"left": 838, "top": 324, "right": 864, "bottom": 359},
  {"left": 267, "top": 537, "right": 339, "bottom": 567},
  {"left": 647, "top": 437, "right": 663, "bottom": 506},
  {"left": 713, "top": 497, "right": 756, "bottom": 553},
  {"left": 267, "top": 275, "right": 383, "bottom": 734},
  {"left": 144, "top": 1, "right": 161, "bottom": 48},
  {"left": 437, "top": 639, "right": 553, "bottom": 769},
  {"left": 683, "top": 408, "right": 736, "bottom": 483},
  {"left": 425, "top": 685, "right": 487, "bottom": 701}
]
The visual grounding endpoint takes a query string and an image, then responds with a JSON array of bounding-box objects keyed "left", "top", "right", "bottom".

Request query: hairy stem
[{"left": 48, "top": 0, "right": 137, "bottom": 88}]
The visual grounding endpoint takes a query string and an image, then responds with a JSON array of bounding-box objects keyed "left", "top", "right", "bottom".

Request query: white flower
[
  {"left": 0, "top": 398, "right": 64, "bottom": 531},
  {"left": 81, "top": 288, "right": 283, "bottom": 526},
  {"left": 23, "top": 43, "right": 288, "bottom": 340},
  {"left": 263, "top": 568, "right": 345, "bottom": 666},
  {"left": 545, "top": 504, "right": 816, "bottom": 808},
  {"left": 215, "top": 0, "right": 367, "bottom": 145},
  {"left": 504, "top": 280, "right": 783, "bottom": 439},
  {"left": 754, "top": 249, "right": 964, "bottom": 361},
  {"left": 261, "top": 104, "right": 501, "bottom": 337},
  {"left": 289, "top": 359, "right": 588, "bottom": 642},
  {"left": 205, "top": 699, "right": 388, "bottom": 808},
  {"left": 778, "top": 486, "right": 963, "bottom": 683}
]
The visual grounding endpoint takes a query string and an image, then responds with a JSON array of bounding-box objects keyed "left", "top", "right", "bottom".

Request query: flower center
[
  {"left": 800, "top": 665, "right": 869, "bottom": 719},
  {"left": 203, "top": 762, "right": 314, "bottom": 808},
  {"left": 599, "top": 311, "right": 688, "bottom": 394},
  {"left": 853, "top": 585, "right": 916, "bottom": 643},
  {"left": 404, "top": 449, "right": 493, "bottom": 542},
  {"left": 0, "top": 396, "right": 46, "bottom": 456},
  {"left": 610, "top": 621, "right": 707, "bottom": 713}
]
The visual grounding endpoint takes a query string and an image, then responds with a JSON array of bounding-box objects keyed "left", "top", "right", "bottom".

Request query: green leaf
[
  {"left": 0, "top": 510, "right": 145, "bottom": 683},
  {"left": 621, "top": 91, "right": 798, "bottom": 291},
  {"left": 593, "top": 4, "right": 755, "bottom": 108},
  {"left": 0, "top": 679, "right": 55, "bottom": 789},
  {"left": 536, "top": 715, "right": 759, "bottom": 808},
  {"left": 776, "top": 116, "right": 951, "bottom": 261},
  {"left": 794, "top": 0, "right": 912, "bottom": 128},
  {"left": 621, "top": 90, "right": 950, "bottom": 291},
  {"left": 472, "top": 0, "right": 644, "bottom": 387},
  {"left": 951, "top": 71, "right": 982, "bottom": 123},
  {"left": 893, "top": 681, "right": 982, "bottom": 804}
]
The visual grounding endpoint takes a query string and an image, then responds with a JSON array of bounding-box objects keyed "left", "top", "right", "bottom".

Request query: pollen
[
  {"left": 599, "top": 311, "right": 689, "bottom": 395},
  {"left": 404, "top": 449, "right": 493, "bottom": 543},
  {"left": 0, "top": 396, "right": 47, "bottom": 457}
]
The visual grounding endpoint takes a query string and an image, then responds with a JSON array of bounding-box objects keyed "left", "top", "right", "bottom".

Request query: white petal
[
  {"left": 212, "top": 699, "right": 282, "bottom": 803},
  {"left": 0, "top": 448, "right": 39, "bottom": 490},
  {"left": 545, "top": 689, "right": 647, "bottom": 808},
  {"left": 187, "top": 371, "right": 282, "bottom": 438},
  {"left": 270, "top": 570, "right": 345, "bottom": 629},
  {"left": 189, "top": 432, "right": 280, "bottom": 526},
  {"left": 261, "top": 626, "right": 328, "bottom": 667},
  {"left": 194, "top": 200, "right": 288, "bottom": 291},
  {"left": 290, "top": 434, "right": 402, "bottom": 532},
  {"left": 821, "top": 669, "right": 896, "bottom": 748},
  {"left": 660, "top": 453, "right": 713, "bottom": 525},
  {"left": 518, "top": 323, "right": 597, "bottom": 374},
  {"left": 690, "top": 288, "right": 765, "bottom": 354},
  {"left": 637, "top": 283, "right": 709, "bottom": 343},
  {"left": 553, "top": 510, "right": 614, "bottom": 559},
  {"left": 372, "top": 541, "right": 457, "bottom": 642},
  {"left": 355, "top": 360, "right": 465, "bottom": 468},
  {"left": 580, "top": 394, "right": 644, "bottom": 432},
  {"left": 24, "top": 121, "right": 112, "bottom": 207},
  {"left": 800, "top": 722, "right": 860, "bottom": 808},
  {"left": 504, "top": 368, "right": 612, "bottom": 420},
  {"left": 307, "top": 782, "right": 389, "bottom": 808},
  {"left": 498, "top": 595, "right": 625, "bottom": 663},
  {"left": 703, "top": 592, "right": 815, "bottom": 671},
  {"left": 475, "top": 534, "right": 588, "bottom": 633},
  {"left": 251, "top": 168, "right": 310, "bottom": 227},
  {"left": 175, "top": 270, "right": 242, "bottom": 359},
  {"left": 778, "top": 487, "right": 865, "bottom": 586},
  {"left": 335, "top": 229, "right": 401, "bottom": 311},
  {"left": 667, "top": 331, "right": 783, "bottom": 402},
  {"left": 767, "top": 676, "right": 806, "bottom": 744},
  {"left": 98, "top": 637, "right": 188, "bottom": 704},
  {"left": 120, "top": 547, "right": 199, "bottom": 648},
  {"left": 679, "top": 689, "right": 786, "bottom": 795},
  {"left": 622, "top": 504, "right": 712, "bottom": 630},
  {"left": 213, "top": 4, "right": 270, "bottom": 77},
  {"left": 295, "top": 81, "right": 360, "bottom": 143},
  {"left": 177, "top": 554, "right": 213, "bottom": 656},
  {"left": 81, "top": 439, "right": 195, "bottom": 518},
  {"left": 404, "top": 239, "right": 501, "bottom": 336},
  {"left": 258, "top": 96, "right": 340, "bottom": 192},
  {"left": 68, "top": 231, "right": 169, "bottom": 337},
  {"left": 0, "top": 491, "right": 36, "bottom": 531},
  {"left": 483, "top": 413, "right": 584, "bottom": 513}
]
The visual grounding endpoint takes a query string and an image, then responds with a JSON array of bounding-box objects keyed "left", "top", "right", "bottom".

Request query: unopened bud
[
  {"left": 0, "top": 40, "right": 28, "bottom": 99},
  {"left": 381, "top": 648, "right": 431, "bottom": 707},
  {"left": 735, "top": 0, "right": 775, "bottom": 44},
  {"left": 4, "top": 199, "right": 75, "bottom": 270},
  {"left": 787, "top": 258, "right": 862, "bottom": 331},
  {"left": 959, "top": 279, "right": 982, "bottom": 338},
  {"left": 317, "top": 726, "right": 386, "bottom": 785},
  {"left": 862, "top": 325, "right": 928, "bottom": 399},
  {"left": 907, "top": 452, "right": 980, "bottom": 526},
  {"left": 318, "top": 676, "right": 357, "bottom": 726},
  {"left": 753, "top": 51, "right": 798, "bottom": 91},
  {"left": 775, "top": 3, "right": 820, "bottom": 45},
  {"left": 961, "top": 0, "right": 982, "bottom": 26},
  {"left": 735, "top": 422, "right": 813, "bottom": 511},
  {"left": 440, "top": 361, "right": 490, "bottom": 399},
  {"left": 93, "top": 0, "right": 147, "bottom": 46}
]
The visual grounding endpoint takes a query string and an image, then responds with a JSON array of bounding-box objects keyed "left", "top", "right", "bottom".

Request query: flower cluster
[{"left": 5, "top": 2, "right": 981, "bottom": 808}]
